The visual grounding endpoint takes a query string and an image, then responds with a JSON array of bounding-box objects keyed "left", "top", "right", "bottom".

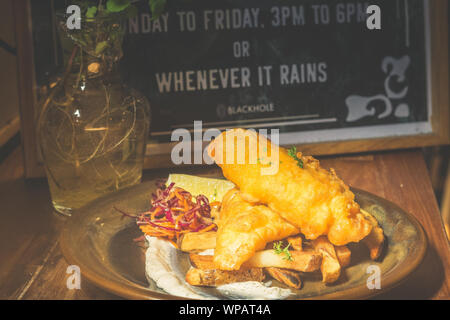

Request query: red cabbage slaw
[{"left": 129, "top": 182, "right": 218, "bottom": 240}]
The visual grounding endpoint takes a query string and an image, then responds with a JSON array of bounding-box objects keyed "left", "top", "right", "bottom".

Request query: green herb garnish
[
  {"left": 287, "top": 146, "right": 304, "bottom": 168},
  {"left": 273, "top": 241, "right": 293, "bottom": 261}
]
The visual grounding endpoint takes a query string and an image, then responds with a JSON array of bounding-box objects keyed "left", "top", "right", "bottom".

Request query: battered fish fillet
[
  {"left": 214, "top": 188, "right": 299, "bottom": 270},
  {"left": 207, "top": 129, "right": 372, "bottom": 246}
]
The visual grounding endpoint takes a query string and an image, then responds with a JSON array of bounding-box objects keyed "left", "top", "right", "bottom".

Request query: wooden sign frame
[{"left": 14, "top": 0, "right": 449, "bottom": 178}]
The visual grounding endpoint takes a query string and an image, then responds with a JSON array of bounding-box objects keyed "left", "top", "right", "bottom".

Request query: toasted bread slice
[{"left": 185, "top": 267, "right": 265, "bottom": 287}]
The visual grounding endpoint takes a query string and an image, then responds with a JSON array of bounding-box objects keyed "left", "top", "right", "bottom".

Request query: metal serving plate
[{"left": 60, "top": 179, "right": 427, "bottom": 300}]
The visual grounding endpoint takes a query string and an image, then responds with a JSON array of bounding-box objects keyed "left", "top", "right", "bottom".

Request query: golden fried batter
[
  {"left": 208, "top": 129, "right": 372, "bottom": 246},
  {"left": 214, "top": 188, "right": 299, "bottom": 270}
]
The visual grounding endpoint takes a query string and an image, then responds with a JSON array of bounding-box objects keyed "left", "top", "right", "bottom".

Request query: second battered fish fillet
[
  {"left": 208, "top": 129, "right": 372, "bottom": 246},
  {"left": 214, "top": 188, "right": 299, "bottom": 270}
]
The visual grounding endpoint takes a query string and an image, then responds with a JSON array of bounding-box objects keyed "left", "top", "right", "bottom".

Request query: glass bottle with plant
[{"left": 38, "top": 0, "right": 162, "bottom": 216}]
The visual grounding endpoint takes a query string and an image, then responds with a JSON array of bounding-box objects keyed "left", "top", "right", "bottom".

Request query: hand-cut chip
[
  {"left": 265, "top": 267, "right": 302, "bottom": 289},
  {"left": 185, "top": 267, "right": 265, "bottom": 287},
  {"left": 178, "top": 231, "right": 217, "bottom": 252},
  {"left": 312, "top": 236, "right": 341, "bottom": 284},
  {"left": 335, "top": 245, "right": 351, "bottom": 267},
  {"left": 243, "top": 249, "right": 322, "bottom": 272},
  {"left": 361, "top": 209, "right": 385, "bottom": 260},
  {"left": 189, "top": 253, "right": 216, "bottom": 270},
  {"left": 287, "top": 236, "right": 303, "bottom": 251}
]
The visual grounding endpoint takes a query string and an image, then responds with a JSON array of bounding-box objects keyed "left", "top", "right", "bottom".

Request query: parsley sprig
[
  {"left": 273, "top": 241, "right": 293, "bottom": 261},
  {"left": 287, "top": 146, "right": 304, "bottom": 168}
]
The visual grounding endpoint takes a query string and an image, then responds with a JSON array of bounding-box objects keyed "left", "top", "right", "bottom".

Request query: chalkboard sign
[
  {"left": 113, "top": 0, "right": 447, "bottom": 160},
  {"left": 16, "top": 0, "right": 449, "bottom": 176}
]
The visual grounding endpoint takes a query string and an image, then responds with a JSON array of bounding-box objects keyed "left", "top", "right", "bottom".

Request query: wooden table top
[{"left": 0, "top": 147, "right": 448, "bottom": 300}]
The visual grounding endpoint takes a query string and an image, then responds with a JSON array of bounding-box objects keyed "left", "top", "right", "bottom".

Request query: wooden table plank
[
  {"left": 0, "top": 148, "right": 448, "bottom": 299},
  {"left": 324, "top": 151, "right": 450, "bottom": 299}
]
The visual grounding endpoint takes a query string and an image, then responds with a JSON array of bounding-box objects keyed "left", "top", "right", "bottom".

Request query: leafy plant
[
  {"left": 60, "top": 0, "right": 168, "bottom": 65},
  {"left": 148, "top": 0, "right": 167, "bottom": 18},
  {"left": 74, "top": 0, "right": 167, "bottom": 19},
  {"left": 85, "top": 6, "right": 98, "bottom": 18},
  {"left": 106, "top": 0, "right": 131, "bottom": 12},
  {"left": 57, "top": 0, "right": 171, "bottom": 82}
]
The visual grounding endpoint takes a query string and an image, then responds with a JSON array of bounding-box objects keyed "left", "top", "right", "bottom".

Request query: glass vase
[{"left": 38, "top": 13, "right": 150, "bottom": 216}]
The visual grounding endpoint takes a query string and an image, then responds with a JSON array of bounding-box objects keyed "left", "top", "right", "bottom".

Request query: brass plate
[{"left": 60, "top": 179, "right": 427, "bottom": 300}]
